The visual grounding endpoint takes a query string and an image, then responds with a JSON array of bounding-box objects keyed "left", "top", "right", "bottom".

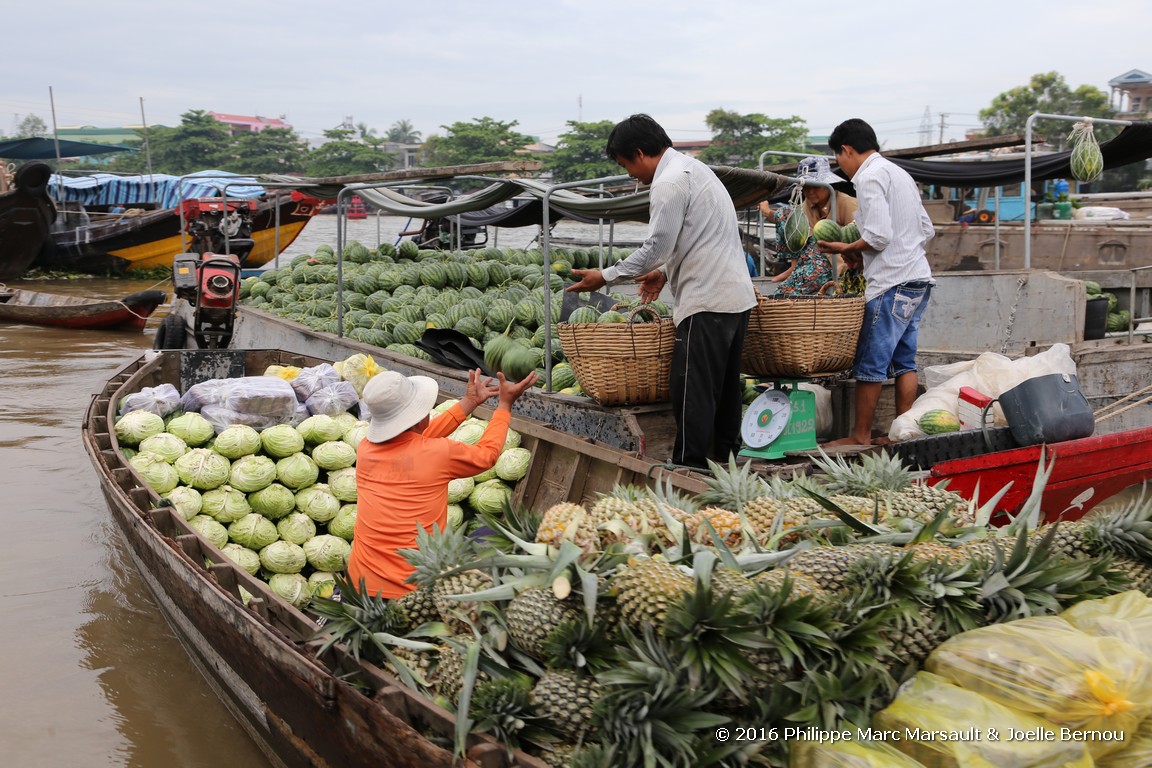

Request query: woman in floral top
[{"left": 759, "top": 156, "right": 858, "bottom": 295}]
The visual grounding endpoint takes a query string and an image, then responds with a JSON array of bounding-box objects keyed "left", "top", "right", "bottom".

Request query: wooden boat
[
  {"left": 81, "top": 348, "right": 702, "bottom": 768},
  {"left": 0, "top": 286, "right": 167, "bottom": 331},
  {"left": 0, "top": 162, "right": 56, "bottom": 281},
  {"left": 43, "top": 190, "right": 321, "bottom": 275}
]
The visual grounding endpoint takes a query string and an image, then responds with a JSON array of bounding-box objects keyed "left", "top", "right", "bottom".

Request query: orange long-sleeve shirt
[{"left": 347, "top": 403, "right": 510, "bottom": 598}]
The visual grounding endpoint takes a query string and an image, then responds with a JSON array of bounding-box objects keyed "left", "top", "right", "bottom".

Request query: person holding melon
[
  {"left": 565, "top": 114, "right": 789, "bottom": 468},
  {"left": 818, "top": 118, "right": 936, "bottom": 447},
  {"left": 757, "top": 156, "right": 858, "bottom": 295}
]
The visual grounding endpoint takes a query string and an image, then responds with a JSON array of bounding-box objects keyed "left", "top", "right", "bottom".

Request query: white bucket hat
[
  {"left": 362, "top": 371, "right": 439, "bottom": 443},
  {"left": 796, "top": 156, "right": 845, "bottom": 187}
]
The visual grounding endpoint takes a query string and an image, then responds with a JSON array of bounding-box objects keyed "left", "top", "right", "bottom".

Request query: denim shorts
[{"left": 853, "top": 282, "right": 932, "bottom": 382}]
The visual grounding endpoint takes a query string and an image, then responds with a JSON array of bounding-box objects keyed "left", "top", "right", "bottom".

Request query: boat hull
[
  {"left": 0, "top": 162, "right": 56, "bottom": 281},
  {"left": 45, "top": 194, "right": 317, "bottom": 274},
  {"left": 926, "top": 220, "right": 1152, "bottom": 273},
  {"left": 0, "top": 288, "right": 166, "bottom": 330}
]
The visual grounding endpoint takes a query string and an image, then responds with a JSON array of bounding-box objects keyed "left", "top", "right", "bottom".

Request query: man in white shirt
[
  {"left": 565, "top": 114, "right": 759, "bottom": 468},
  {"left": 819, "top": 118, "right": 936, "bottom": 446}
]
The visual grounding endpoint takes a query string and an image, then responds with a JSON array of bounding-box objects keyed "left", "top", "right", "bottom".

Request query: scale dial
[{"left": 741, "top": 389, "right": 793, "bottom": 448}]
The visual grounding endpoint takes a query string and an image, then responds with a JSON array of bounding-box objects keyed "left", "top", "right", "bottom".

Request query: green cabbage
[
  {"left": 297, "top": 414, "right": 344, "bottom": 445},
  {"left": 188, "top": 514, "right": 228, "bottom": 549},
  {"left": 447, "top": 476, "right": 474, "bottom": 504},
  {"left": 328, "top": 504, "right": 357, "bottom": 541},
  {"left": 247, "top": 482, "right": 296, "bottom": 520},
  {"left": 228, "top": 513, "right": 280, "bottom": 549},
  {"left": 174, "top": 448, "right": 231, "bottom": 490},
  {"left": 115, "top": 410, "right": 166, "bottom": 448},
  {"left": 295, "top": 483, "right": 340, "bottom": 523},
  {"left": 129, "top": 452, "right": 180, "bottom": 493},
  {"left": 495, "top": 447, "right": 531, "bottom": 481},
  {"left": 432, "top": 398, "right": 459, "bottom": 415},
  {"left": 342, "top": 421, "right": 370, "bottom": 450},
  {"left": 139, "top": 432, "right": 189, "bottom": 463},
  {"left": 331, "top": 412, "right": 360, "bottom": 434},
  {"left": 503, "top": 428, "right": 522, "bottom": 451},
  {"left": 311, "top": 440, "right": 357, "bottom": 471},
  {"left": 302, "top": 534, "right": 351, "bottom": 572},
  {"left": 275, "top": 452, "right": 320, "bottom": 489},
  {"left": 167, "top": 412, "right": 215, "bottom": 447},
  {"left": 161, "top": 486, "right": 202, "bottom": 521},
  {"left": 447, "top": 503, "right": 465, "bottom": 530},
  {"left": 267, "top": 572, "right": 311, "bottom": 607},
  {"left": 468, "top": 478, "right": 512, "bottom": 515},
  {"left": 472, "top": 466, "right": 498, "bottom": 483},
  {"left": 228, "top": 454, "right": 278, "bottom": 493},
  {"left": 221, "top": 542, "right": 261, "bottom": 575},
  {"left": 276, "top": 512, "right": 317, "bottom": 545},
  {"left": 327, "top": 467, "right": 358, "bottom": 502},
  {"left": 214, "top": 424, "right": 262, "bottom": 459},
  {"left": 450, "top": 419, "right": 486, "bottom": 445},
  {"left": 308, "top": 571, "right": 338, "bottom": 599},
  {"left": 259, "top": 423, "right": 305, "bottom": 459},
  {"left": 201, "top": 485, "right": 252, "bottom": 523},
  {"left": 259, "top": 540, "right": 307, "bottom": 574}
]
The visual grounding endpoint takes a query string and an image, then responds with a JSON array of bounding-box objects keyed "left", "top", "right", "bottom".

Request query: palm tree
[{"left": 387, "top": 119, "right": 422, "bottom": 144}]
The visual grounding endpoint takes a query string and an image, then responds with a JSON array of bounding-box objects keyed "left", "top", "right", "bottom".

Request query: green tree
[
  {"left": 419, "top": 117, "right": 531, "bottom": 167},
  {"left": 304, "top": 126, "right": 395, "bottom": 176},
  {"left": 228, "top": 127, "right": 311, "bottom": 174},
  {"left": 544, "top": 119, "right": 619, "bottom": 183},
  {"left": 980, "top": 71, "right": 1114, "bottom": 148},
  {"left": 141, "top": 109, "right": 232, "bottom": 174},
  {"left": 15, "top": 114, "right": 48, "bottom": 138},
  {"left": 386, "top": 119, "right": 421, "bottom": 144},
  {"left": 698, "top": 109, "right": 809, "bottom": 168}
]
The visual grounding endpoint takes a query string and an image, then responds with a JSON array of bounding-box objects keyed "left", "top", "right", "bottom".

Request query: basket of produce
[
  {"left": 741, "top": 284, "right": 865, "bottom": 377},
  {"left": 557, "top": 304, "right": 675, "bottom": 406}
]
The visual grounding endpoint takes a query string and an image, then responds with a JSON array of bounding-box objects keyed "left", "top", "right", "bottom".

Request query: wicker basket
[
  {"left": 741, "top": 289, "right": 865, "bottom": 377},
  {"left": 557, "top": 305, "right": 675, "bottom": 406}
]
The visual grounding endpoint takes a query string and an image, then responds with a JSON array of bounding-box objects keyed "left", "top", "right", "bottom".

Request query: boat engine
[
  {"left": 181, "top": 198, "right": 257, "bottom": 264},
  {"left": 164, "top": 252, "right": 242, "bottom": 349}
]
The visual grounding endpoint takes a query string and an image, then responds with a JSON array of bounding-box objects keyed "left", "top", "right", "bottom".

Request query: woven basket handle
[
  {"left": 817, "top": 281, "right": 839, "bottom": 297},
  {"left": 627, "top": 304, "right": 663, "bottom": 323}
]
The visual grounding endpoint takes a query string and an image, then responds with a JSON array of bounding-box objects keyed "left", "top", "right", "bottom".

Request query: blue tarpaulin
[{"left": 48, "top": 170, "right": 266, "bottom": 209}]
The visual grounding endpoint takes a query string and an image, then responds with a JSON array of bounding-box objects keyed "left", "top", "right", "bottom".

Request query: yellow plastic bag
[
  {"left": 1097, "top": 716, "right": 1152, "bottom": 767},
  {"left": 790, "top": 736, "right": 926, "bottom": 767},
  {"left": 335, "top": 353, "right": 381, "bottom": 396},
  {"left": 263, "top": 364, "right": 301, "bottom": 381},
  {"left": 1062, "top": 590, "right": 1152, "bottom": 659},
  {"left": 873, "top": 671, "right": 1094, "bottom": 768},
  {"left": 926, "top": 615, "right": 1152, "bottom": 759}
]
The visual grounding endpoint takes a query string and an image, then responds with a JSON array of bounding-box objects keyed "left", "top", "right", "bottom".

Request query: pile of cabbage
[{"left": 113, "top": 357, "right": 532, "bottom": 609}]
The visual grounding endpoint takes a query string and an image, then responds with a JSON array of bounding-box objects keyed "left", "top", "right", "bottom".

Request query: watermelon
[
  {"left": 397, "top": 240, "right": 420, "bottom": 260},
  {"left": 1069, "top": 121, "right": 1104, "bottom": 183},
  {"left": 812, "top": 218, "right": 843, "bottom": 243},
  {"left": 454, "top": 316, "right": 486, "bottom": 341},
  {"left": 781, "top": 206, "right": 810, "bottom": 252},
  {"left": 918, "top": 409, "right": 961, "bottom": 434},
  {"left": 1107, "top": 310, "right": 1131, "bottom": 332},
  {"left": 551, "top": 362, "right": 577, "bottom": 390},
  {"left": 1084, "top": 280, "right": 1101, "bottom": 296},
  {"left": 567, "top": 305, "right": 601, "bottom": 324},
  {"left": 597, "top": 310, "right": 627, "bottom": 323},
  {"left": 841, "top": 221, "right": 860, "bottom": 244}
]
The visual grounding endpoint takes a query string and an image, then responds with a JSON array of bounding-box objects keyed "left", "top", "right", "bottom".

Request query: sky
[{"left": 4, "top": 0, "right": 1147, "bottom": 152}]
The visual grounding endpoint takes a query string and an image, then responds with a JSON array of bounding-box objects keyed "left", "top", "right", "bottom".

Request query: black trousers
[{"left": 670, "top": 310, "right": 750, "bottom": 468}]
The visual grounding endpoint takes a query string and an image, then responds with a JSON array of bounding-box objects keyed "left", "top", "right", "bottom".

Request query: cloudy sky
[{"left": 4, "top": 0, "right": 1146, "bottom": 150}]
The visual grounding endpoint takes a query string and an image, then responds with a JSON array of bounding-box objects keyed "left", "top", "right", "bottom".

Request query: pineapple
[
  {"left": 530, "top": 669, "right": 601, "bottom": 742},
  {"left": 752, "top": 568, "right": 828, "bottom": 602},
  {"left": 385, "top": 645, "right": 436, "bottom": 687},
  {"left": 536, "top": 502, "right": 599, "bottom": 553},
  {"left": 693, "top": 506, "right": 746, "bottom": 548},
  {"left": 897, "top": 481, "right": 971, "bottom": 525},
  {"left": 695, "top": 456, "right": 769, "bottom": 513},
  {"left": 432, "top": 640, "right": 474, "bottom": 703},
  {"left": 1111, "top": 557, "right": 1152, "bottom": 594},
  {"left": 402, "top": 524, "right": 495, "bottom": 631},
  {"left": 611, "top": 555, "right": 692, "bottom": 628},
  {"left": 1037, "top": 493, "right": 1152, "bottom": 562},
  {"left": 505, "top": 586, "right": 582, "bottom": 660},
  {"left": 396, "top": 587, "right": 441, "bottom": 628},
  {"left": 709, "top": 567, "right": 755, "bottom": 600},
  {"left": 784, "top": 542, "right": 898, "bottom": 593},
  {"left": 813, "top": 448, "right": 960, "bottom": 526}
]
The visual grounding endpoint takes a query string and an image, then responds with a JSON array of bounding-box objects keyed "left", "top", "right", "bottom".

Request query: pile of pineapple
[{"left": 311, "top": 451, "right": 1152, "bottom": 768}]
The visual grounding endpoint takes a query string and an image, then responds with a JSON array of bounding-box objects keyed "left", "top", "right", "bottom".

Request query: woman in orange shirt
[{"left": 349, "top": 368, "right": 537, "bottom": 598}]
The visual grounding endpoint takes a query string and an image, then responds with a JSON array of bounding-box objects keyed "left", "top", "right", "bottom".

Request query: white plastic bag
[
  {"left": 181, "top": 376, "right": 298, "bottom": 425},
  {"left": 290, "top": 363, "right": 340, "bottom": 401},
  {"left": 890, "top": 344, "right": 1078, "bottom": 441},
  {"left": 118, "top": 383, "right": 181, "bottom": 417},
  {"left": 305, "top": 381, "right": 361, "bottom": 417}
]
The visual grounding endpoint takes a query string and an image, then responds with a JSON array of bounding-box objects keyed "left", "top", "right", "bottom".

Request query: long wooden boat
[
  {"left": 43, "top": 191, "right": 320, "bottom": 275},
  {"left": 0, "top": 162, "right": 56, "bottom": 281},
  {"left": 0, "top": 286, "right": 167, "bottom": 330},
  {"left": 82, "top": 348, "right": 703, "bottom": 768}
]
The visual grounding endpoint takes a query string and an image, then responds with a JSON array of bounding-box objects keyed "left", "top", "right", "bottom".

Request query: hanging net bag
[{"left": 1069, "top": 120, "right": 1104, "bottom": 183}]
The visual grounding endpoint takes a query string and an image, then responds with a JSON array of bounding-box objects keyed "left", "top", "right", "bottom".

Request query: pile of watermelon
[{"left": 239, "top": 241, "right": 673, "bottom": 394}]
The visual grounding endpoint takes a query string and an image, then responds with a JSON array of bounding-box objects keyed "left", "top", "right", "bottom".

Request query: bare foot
[
  {"left": 872, "top": 436, "right": 894, "bottom": 446},
  {"left": 822, "top": 436, "right": 870, "bottom": 448}
]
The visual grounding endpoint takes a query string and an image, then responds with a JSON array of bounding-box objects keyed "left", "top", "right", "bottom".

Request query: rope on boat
[{"left": 1093, "top": 381, "right": 1152, "bottom": 424}]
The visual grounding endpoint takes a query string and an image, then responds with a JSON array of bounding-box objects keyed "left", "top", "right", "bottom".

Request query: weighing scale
[{"left": 739, "top": 380, "right": 819, "bottom": 459}]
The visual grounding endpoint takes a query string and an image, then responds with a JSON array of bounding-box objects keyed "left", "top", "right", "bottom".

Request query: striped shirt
[
  {"left": 601, "top": 148, "right": 757, "bottom": 323},
  {"left": 853, "top": 152, "right": 936, "bottom": 302}
]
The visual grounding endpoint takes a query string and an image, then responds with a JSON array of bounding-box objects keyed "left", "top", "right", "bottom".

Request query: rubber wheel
[{"left": 154, "top": 313, "right": 187, "bottom": 350}]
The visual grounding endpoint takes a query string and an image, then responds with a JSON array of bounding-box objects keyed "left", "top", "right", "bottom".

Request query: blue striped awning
[{"left": 48, "top": 170, "right": 265, "bottom": 209}]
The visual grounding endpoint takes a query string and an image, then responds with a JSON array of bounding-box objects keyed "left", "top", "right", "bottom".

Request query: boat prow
[{"left": 0, "top": 286, "right": 167, "bottom": 331}]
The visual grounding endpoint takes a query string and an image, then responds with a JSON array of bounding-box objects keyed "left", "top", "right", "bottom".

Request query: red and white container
[{"left": 957, "top": 386, "right": 995, "bottom": 430}]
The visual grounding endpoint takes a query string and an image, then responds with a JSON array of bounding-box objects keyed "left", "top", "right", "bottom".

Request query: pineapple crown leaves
[
  {"left": 1003, "top": 450, "right": 1056, "bottom": 536},
  {"left": 797, "top": 485, "right": 886, "bottom": 536},
  {"left": 784, "top": 665, "right": 895, "bottom": 732},
  {"left": 401, "top": 523, "right": 482, "bottom": 588},
  {"left": 541, "top": 616, "right": 614, "bottom": 673},
  {"left": 477, "top": 502, "right": 542, "bottom": 554},
  {"left": 735, "top": 580, "right": 839, "bottom": 663},
  {"left": 452, "top": 640, "right": 485, "bottom": 759},
  {"left": 695, "top": 456, "right": 769, "bottom": 513},
  {"left": 308, "top": 574, "right": 409, "bottom": 663},
  {"left": 468, "top": 674, "right": 541, "bottom": 758}
]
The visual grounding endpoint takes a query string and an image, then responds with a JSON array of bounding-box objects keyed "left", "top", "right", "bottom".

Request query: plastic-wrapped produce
[
  {"left": 290, "top": 363, "right": 340, "bottom": 401},
  {"left": 305, "top": 381, "right": 360, "bottom": 417},
  {"left": 180, "top": 376, "right": 298, "bottom": 423},
  {"left": 118, "top": 383, "right": 182, "bottom": 417}
]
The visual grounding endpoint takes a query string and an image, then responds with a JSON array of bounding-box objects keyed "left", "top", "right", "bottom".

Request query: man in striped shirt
[
  {"left": 820, "top": 118, "right": 936, "bottom": 446},
  {"left": 565, "top": 114, "right": 758, "bottom": 468}
]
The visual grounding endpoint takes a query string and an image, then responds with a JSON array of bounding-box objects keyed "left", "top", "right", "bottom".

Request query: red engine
[
  {"left": 181, "top": 197, "right": 256, "bottom": 263},
  {"left": 172, "top": 252, "right": 242, "bottom": 348}
]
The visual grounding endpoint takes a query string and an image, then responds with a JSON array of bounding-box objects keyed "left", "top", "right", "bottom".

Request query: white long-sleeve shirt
[
  {"left": 853, "top": 152, "right": 936, "bottom": 302},
  {"left": 601, "top": 148, "right": 757, "bottom": 323}
]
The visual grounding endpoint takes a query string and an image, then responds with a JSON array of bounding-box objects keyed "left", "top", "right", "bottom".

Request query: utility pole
[
  {"left": 938, "top": 113, "right": 949, "bottom": 143},
  {"left": 919, "top": 106, "right": 933, "bottom": 146}
]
